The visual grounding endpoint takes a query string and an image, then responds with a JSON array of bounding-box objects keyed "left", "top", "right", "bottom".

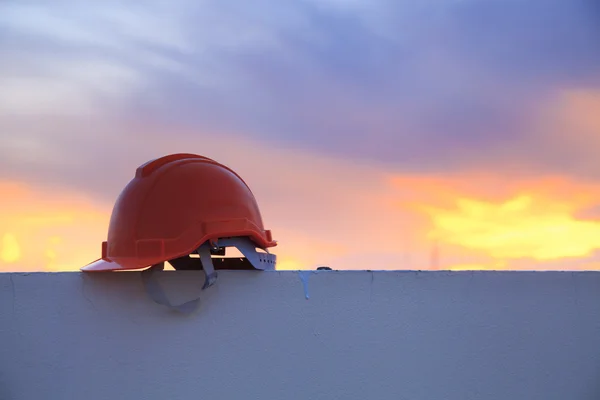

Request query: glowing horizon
[{"left": 1, "top": 166, "right": 599, "bottom": 272}]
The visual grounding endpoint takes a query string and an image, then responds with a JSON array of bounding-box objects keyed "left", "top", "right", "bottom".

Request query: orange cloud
[
  {"left": 0, "top": 181, "right": 111, "bottom": 271},
  {"left": 424, "top": 194, "right": 600, "bottom": 260},
  {"left": 552, "top": 89, "right": 600, "bottom": 145},
  {"left": 522, "top": 88, "right": 600, "bottom": 179},
  {"left": 4, "top": 166, "right": 600, "bottom": 272},
  {"left": 390, "top": 173, "right": 600, "bottom": 267},
  {"left": 1, "top": 233, "right": 21, "bottom": 263}
]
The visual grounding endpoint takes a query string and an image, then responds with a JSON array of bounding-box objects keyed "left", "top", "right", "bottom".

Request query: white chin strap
[{"left": 140, "top": 237, "right": 276, "bottom": 314}]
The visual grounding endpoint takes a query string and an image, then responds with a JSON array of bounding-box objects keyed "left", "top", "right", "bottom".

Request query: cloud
[
  {"left": 424, "top": 195, "right": 600, "bottom": 260},
  {"left": 173, "top": 0, "right": 600, "bottom": 175},
  {"left": 0, "top": 181, "right": 110, "bottom": 271},
  {"left": 2, "top": 141, "right": 600, "bottom": 272},
  {"left": 387, "top": 172, "right": 600, "bottom": 269},
  {"left": 1, "top": 0, "right": 600, "bottom": 271},
  {"left": 1, "top": 0, "right": 599, "bottom": 176},
  {"left": 1, "top": 233, "right": 21, "bottom": 264},
  {"left": 527, "top": 89, "right": 600, "bottom": 176}
]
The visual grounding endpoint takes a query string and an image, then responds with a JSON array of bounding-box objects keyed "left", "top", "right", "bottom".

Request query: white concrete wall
[{"left": 1, "top": 270, "right": 600, "bottom": 400}]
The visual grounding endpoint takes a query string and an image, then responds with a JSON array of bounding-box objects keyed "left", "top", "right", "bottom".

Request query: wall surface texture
[{"left": 1, "top": 270, "right": 600, "bottom": 400}]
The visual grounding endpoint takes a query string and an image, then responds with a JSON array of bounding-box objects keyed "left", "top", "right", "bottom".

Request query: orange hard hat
[
  {"left": 82, "top": 153, "right": 276, "bottom": 272},
  {"left": 81, "top": 153, "right": 277, "bottom": 312}
]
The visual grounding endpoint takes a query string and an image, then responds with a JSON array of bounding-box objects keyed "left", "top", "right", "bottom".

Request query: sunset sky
[{"left": 0, "top": 0, "right": 599, "bottom": 272}]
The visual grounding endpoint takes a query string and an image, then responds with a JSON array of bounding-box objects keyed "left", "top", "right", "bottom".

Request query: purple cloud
[{"left": 0, "top": 0, "right": 599, "bottom": 200}]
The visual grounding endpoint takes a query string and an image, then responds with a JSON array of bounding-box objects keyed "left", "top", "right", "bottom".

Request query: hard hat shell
[{"left": 82, "top": 153, "right": 276, "bottom": 272}]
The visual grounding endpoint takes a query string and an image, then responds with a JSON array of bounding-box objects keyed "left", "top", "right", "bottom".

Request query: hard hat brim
[{"left": 81, "top": 258, "right": 128, "bottom": 272}]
